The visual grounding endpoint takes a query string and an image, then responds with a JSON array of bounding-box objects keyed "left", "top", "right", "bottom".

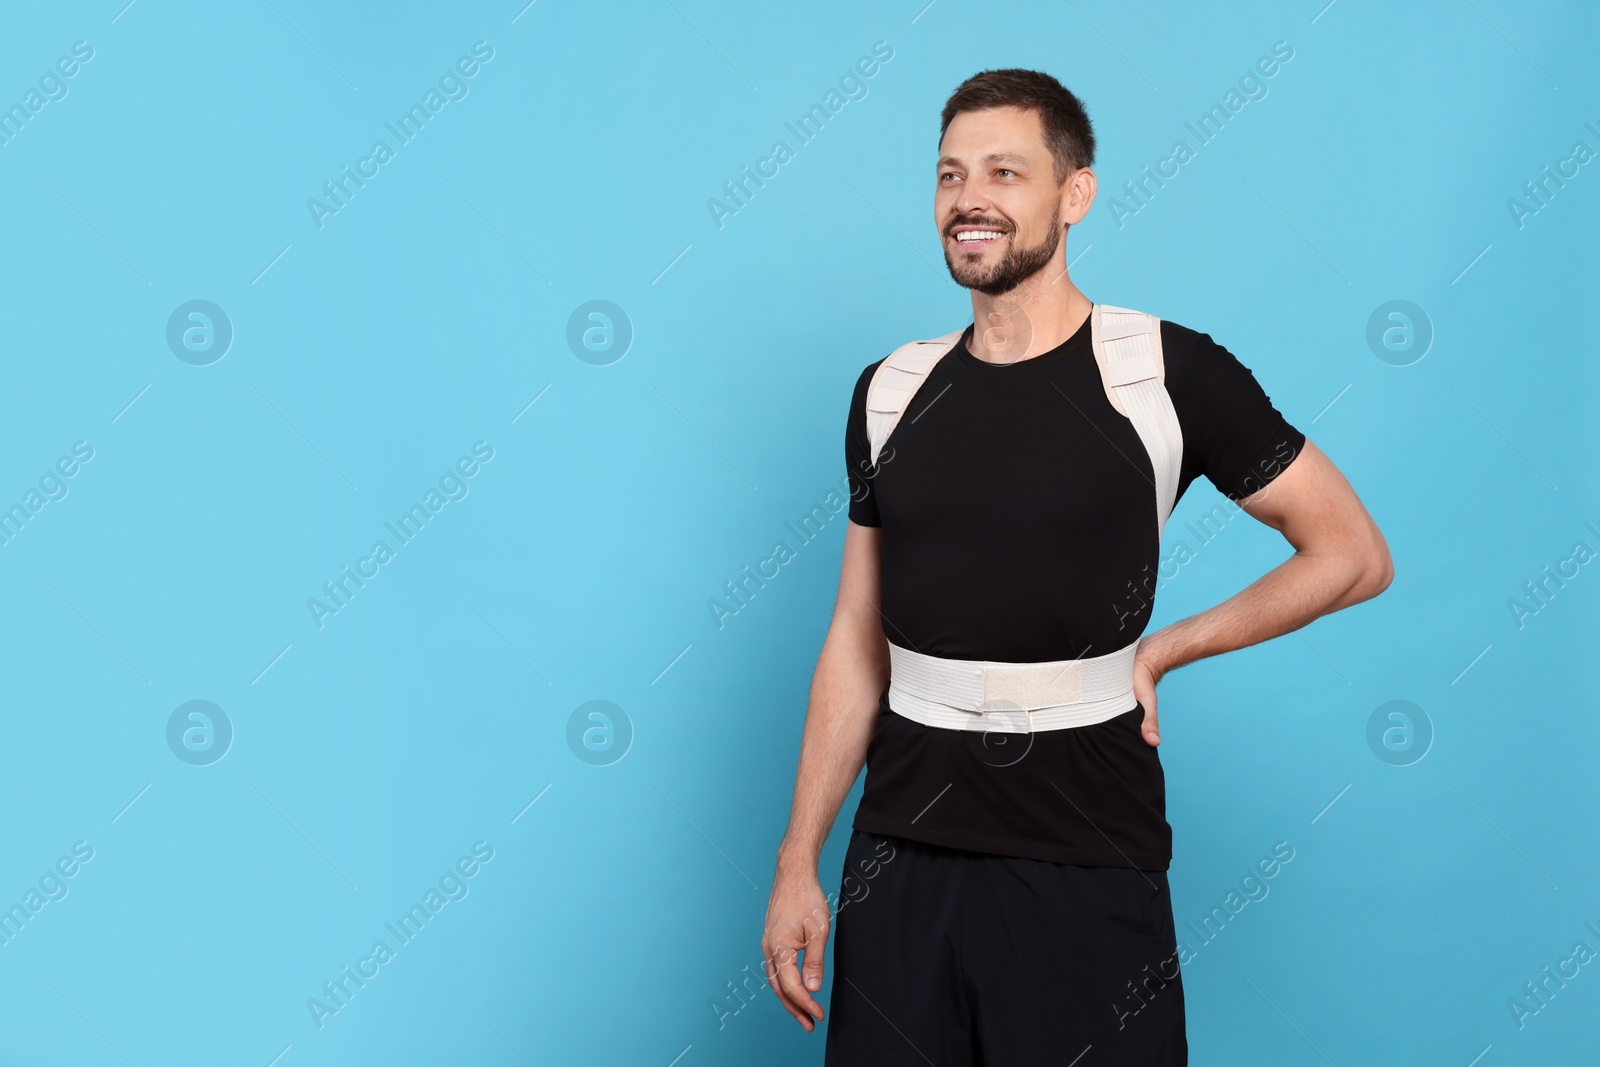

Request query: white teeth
[{"left": 956, "top": 230, "right": 1004, "bottom": 242}]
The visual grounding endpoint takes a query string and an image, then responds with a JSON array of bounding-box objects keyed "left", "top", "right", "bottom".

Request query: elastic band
[{"left": 886, "top": 639, "right": 1140, "bottom": 734}]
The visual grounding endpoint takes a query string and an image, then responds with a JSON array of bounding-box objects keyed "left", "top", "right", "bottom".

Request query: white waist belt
[{"left": 886, "top": 639, "right": 1140, "bottom": 734}]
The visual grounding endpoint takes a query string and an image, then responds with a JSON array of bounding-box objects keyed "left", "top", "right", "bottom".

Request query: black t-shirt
[{"left": 844, "top": 309, "right": 1305, "bottom": 871}]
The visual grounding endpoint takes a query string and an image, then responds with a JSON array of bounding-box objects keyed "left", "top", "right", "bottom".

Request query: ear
[{"left": 1062, "top": 167, "right": 1096, "bottom": 225}]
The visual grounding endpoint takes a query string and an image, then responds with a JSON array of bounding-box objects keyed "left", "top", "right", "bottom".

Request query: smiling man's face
[{"left": 936, "top": 105, "right": 1069, "bottom": 296}]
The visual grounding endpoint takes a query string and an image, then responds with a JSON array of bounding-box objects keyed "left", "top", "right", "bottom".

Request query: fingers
[
  {"left": 764, "top": 940, "right": 823, "bottom": 1030},
  {"left": 776, "top": 934, "right": 826, "bottom": 1024},
  {"left": 760, "top": 883, "right": 832, "bottom": 1031},
  {"left": 761, "top": 942, "right": 807, "bottom": 1028},
  {"left": 802, "top": 917, "right": 828, "bottom": 995},
  {"left": 770, "top": 960, "right": 815, "bottom": 1030}
]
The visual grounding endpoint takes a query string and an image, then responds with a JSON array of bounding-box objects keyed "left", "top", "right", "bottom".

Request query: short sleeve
[
  {"left": 844, "top": 360, "right": 884, "bottom": 526},
  {"left": 1162, "top": 321, "right": 1306, "bottom": 503}
]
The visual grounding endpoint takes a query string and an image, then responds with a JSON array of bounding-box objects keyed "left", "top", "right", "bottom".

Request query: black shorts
[{"left": 824, "top": 829, "right": 1187, "bottom": 1066}]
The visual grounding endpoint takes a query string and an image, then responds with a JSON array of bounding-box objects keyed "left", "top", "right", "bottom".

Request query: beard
[{"left": 942, "top": 202, "right": 1064, "bottom": 296}]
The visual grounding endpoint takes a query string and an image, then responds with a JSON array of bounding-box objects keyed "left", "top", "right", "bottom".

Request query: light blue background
[{"left": 0, "top": 1, "right": 1595, "bottom": 1064}]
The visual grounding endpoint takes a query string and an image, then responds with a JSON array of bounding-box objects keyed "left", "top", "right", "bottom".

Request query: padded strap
[
  {"left": 865, "top": 329, "right": 965, "bottom": 469},
  {"left": 863, "top": 304, "right": 1183, "bottom": 538},
  {"left": 1090, "top": 304, "right": 1183, "bottom": 539}
]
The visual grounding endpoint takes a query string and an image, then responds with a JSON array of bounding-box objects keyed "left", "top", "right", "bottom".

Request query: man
[{"left": 761, "top": 69, "right": 1392, "bottom": 1065}]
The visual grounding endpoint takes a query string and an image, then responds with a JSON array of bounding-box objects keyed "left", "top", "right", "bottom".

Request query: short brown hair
[{"left": 939, "top": 69, "right": 1096, "bottom": 184}]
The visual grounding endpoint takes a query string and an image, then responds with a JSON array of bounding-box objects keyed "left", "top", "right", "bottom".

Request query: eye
[
  {"left": 996, "top": 168, "right": 1016, "bottom": 178},
  {"left": 939, "top": 172, "right": 959, "bottom": 183}
]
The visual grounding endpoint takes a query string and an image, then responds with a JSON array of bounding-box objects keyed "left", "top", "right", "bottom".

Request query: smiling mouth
[{"left": 952, "top": 229, "right": 1007, "bottom": 250}]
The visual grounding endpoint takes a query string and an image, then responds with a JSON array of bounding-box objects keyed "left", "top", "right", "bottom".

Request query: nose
[{"left": 954, "top": 184, "right": 989, "bottom": 219}]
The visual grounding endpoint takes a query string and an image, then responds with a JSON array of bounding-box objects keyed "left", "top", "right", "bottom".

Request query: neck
[{"left": 966, "top": 264, "right": 1091, "bottom": 365}]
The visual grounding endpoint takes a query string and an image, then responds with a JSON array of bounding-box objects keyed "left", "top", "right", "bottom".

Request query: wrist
[
  {"left": 1135, "top": 633, "right": 1173, "bottom": 682},
  {"left": 776, "top": 838, "right": 820, "bottom": 877}
]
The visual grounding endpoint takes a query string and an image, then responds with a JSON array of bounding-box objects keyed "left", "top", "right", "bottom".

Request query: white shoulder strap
[
  {"left": 1091, "top": 304, "right": 1183, "bottom": 538},
  {"left": 862, "top": 305, "right": 1183, "bottom": 539},
  {"left": 864, "top": 328, "right": 964, "bottom": 469}
]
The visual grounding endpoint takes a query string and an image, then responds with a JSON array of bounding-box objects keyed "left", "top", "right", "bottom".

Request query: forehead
[{"left": 938, "top": 106, "right": 1047, "bottom": 166}]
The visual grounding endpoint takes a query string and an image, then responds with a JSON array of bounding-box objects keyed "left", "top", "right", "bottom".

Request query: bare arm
[
  {"left": 778, "top": 520, "right": 890, "bottom": 866},
  {"left": 761, "top": 519, "right": 890, "bottom": 1031},
  {"left": 1132, "top": 438, "right": 1394, "bottom": 743}
]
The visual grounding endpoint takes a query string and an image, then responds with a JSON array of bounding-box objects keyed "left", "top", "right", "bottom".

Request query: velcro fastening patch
[
  {"left": 982, "top": 660, "right": 1083, "bottom": 710},
  {"left": 1104, "top": 351, "right": 1160, "bottom": 387}
]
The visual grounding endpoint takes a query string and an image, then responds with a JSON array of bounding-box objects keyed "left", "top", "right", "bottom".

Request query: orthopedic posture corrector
[{"left": 863, "top": 304, "right": 1183, "bottom": 733}]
